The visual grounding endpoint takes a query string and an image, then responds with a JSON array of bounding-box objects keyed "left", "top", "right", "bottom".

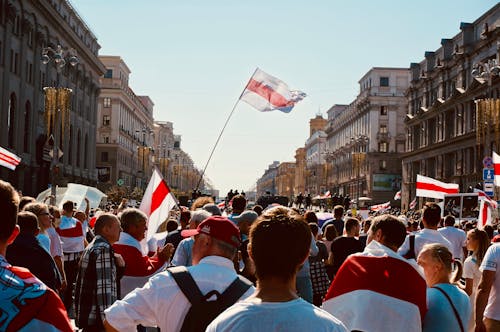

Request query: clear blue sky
[{"left": 71, "top": 0, "right": 497, "bottom": 196}]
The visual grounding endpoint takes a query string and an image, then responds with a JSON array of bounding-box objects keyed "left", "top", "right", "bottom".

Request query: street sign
[
  {"left": 48, "top": 147, "right": 64, "bottom": 160},
  {"left": 483, "top": 156, "right": 494, "bottom": 169},
  {"left": 483, "top": 168, "right": 495, "bottom": 181},
  {"left": 484, "top": 181, "right": 494, "bottom": 196}
]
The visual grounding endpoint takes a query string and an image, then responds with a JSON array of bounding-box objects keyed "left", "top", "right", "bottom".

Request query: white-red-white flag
[
  {"left": 478, "top": 199, "right": 493, "bottom": 229},
  {"left": 217, "top": 201, "right": 226, "bottom": 210},
  {"left": 474, "top": 188, "right": 498, "bottom": 209},
  {"left": 394, "top": 190, "right": 401, "bottom": 200},
  {"left": 409, "top": 197, "right": 417, "bottom": 210},
  {"left": 322, "top": 191, "right": 331, "bottom": 198},
  {"left": 240, "top": 68, "right": 306, "bottom": 113},
  {"left": 416, "top": 174, "right": 459, "bottom": 199},
  {"left": 140, "top": 168, "right": 178, "bottom": 241},
  {"left": 0, "top": 146, "right": 21, "bottom": 170},
  {"left": 493, "top": 151, "right": 500, "bottom": 186},
  {"left": 370, "top": 201, "right": 391, "bottom": 212}
]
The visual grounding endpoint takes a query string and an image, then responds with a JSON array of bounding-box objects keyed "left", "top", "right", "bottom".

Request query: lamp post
[{"left": 41, "top": 45, "right": 78, "bottom": 205}]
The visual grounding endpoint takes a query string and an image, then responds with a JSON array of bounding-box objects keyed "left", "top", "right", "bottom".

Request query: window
[
  {"left": 103, "top": 115, "right": 110, "bottom": 126},
  {"left": 103, "top": 136, "right": 110, "bottom": 143},
  {"left": 8, "top": 93, "right": 16, "bottom": 148},
  {"left": 24, "top": 101, "right": 30, "bottom": 152},
  {"left": 101, "top": 151, "right": 108, "bottom": 162},
  {"left": 103, "top": 97, "right": 111, "bottom": 108},
  {"left": 380, "top": 124, "right": 387, "bottom": 134},
  {"left": 380, "top": 77, "right": 389, "bottom": 87},
  {"left": 379, "top": 142, "right": 388, "bottom": 152},
  {"left": 380, "top": 106, "right": 387, "bottom": 116},
  {"left": 104, "top": 69, "right": 113, "bottom": 78},
  {"left": 379, "top": 160, "right": 387, "bottom": 170}
]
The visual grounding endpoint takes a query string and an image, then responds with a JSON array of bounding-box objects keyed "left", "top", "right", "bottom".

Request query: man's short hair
[
  {"left": 333, "top": 205, "right": 344, "bottom": 218},
  {"left": 190, "top": 210, "right": 212, "bottom": 226},
  {"left": 422, "top": 202, "right": 441, "bottom": 227},
  {"left": 62, "top": 200, "right": 75, "bottom": 213},
  {"left": 443, "top": 214, "right": 455, "bottom": 227},
  {"left": 19, "top": 196, "right": 36, "bottom": 211},
  {"left": 345, "top": 217, "right": 359, "bottom": 233},
  {"left": 231, "top": 195, "right": 247, "bottom": 212},
  {"left": 249, "top": 206, "right": 311, "bottom": 281},
  {"left": 17, "top": 211, "right": 40, "bottom": 235},
  {"left": 180, "top": 210, "right": 191, "bottom": 224},
  {"left": 166, "top": 218, "right": 179, "bottom": 232},
  {"left": 369, "top": 214, "right": 407, "bottom": 249},
  {"left": 94, "top": 213, "right": 119, "bottom": 235},
  {"left": 0, "top": 180, "right": 20, "bottom": 241},
  {"left": 120, "top": 208, "right": 147, "bottom": 232}
]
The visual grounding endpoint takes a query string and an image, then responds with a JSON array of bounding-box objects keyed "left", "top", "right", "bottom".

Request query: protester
[
  {"left": 321, "top": 205, "right": 344, "bottom": 234},
  {"left": 475, "top": 243, "right": 500, "bottom": 332},
  {"left": 0, "top": 180, "right": 72, "bottom": 331},
  {"left": 6, "top": 211, "right": 61, "bottom": 291},
  {"left": 462, "top": 228, "right": 490, "bottom": 332},
  {"left": 74, "top": 213, "right": 125, "bottom": 331},
  {"left": 23, "top": 202, "right": 52, "bottom": 253},
  {"left": 113, "top": 208, "right": 173, "bottom": 276},
  {"left": 439, "top": 214, "right": 467, "bottom": 261},
  {"left": 104, "top": 215, "right": 255, "bottom": 331},
  {"left": 206, "top": 206, "right": 347, "bottom": 332},
  {"left": 57, "top": 199, "right": 86, "bottom": 312},
  {"left": 323, "top": 214, "right": 427, "bottom": 331},
  {"left": 358, "top": 217, "right": 372, "bottom": 249},
  {"left": 228, "top": 194, "right": 247, "bottom": 222},
  {"left": 295, "top": 218, "right": 318, "bottom": 303},
  {"left": 398, "top": 203, "right": 453, "bottom": 259},
  {"left": 233, "top": 210, "right": 259, "bottom": 283},
  {"left": 46, "top": 204, "right": 66, "bottom": 290},
  {"left": 308, "top": 223, "right": 330, "bottom": 306},
  {"left": 328, "top": 217, "right": 363, "bottom": 278},
  {"left": 418, "top": 244, "right": 470, "bottom": 332},
  {"left": 171, "top": 209, "right": 211, "bottom": 267}
]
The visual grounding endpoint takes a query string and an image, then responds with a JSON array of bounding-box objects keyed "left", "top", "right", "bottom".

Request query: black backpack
[
  {"left": 403, "top": 234, "right": 416, "bottom": 259},
  {"left": 169, "top": 266, "right": 253, "bottom": 332}
]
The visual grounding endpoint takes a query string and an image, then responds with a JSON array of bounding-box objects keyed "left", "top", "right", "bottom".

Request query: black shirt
[{"left": 330, "top": 236, "right": 363, "bottom": 276}]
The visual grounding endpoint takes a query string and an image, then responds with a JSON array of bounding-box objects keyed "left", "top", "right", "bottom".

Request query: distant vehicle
[{"left": 256, "top": 195, "right": 289, "bottom": 209}]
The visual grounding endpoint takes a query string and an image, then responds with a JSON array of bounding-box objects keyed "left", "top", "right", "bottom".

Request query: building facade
[
  {"left": 294, "top": 147, "right": 306, "bottom": 195},
  {"left": 275, "top": 162, "right": 295, "bottom": 198},
  {"left": 325, "top": 67, "right": 409, "bottom": 205},
  {"left": 256, "top": 161, "right": 279, "bottom": 197},
  {"left": 96, "top": 55, "right": 154, "bottom": 191},
  {"left": 304, "top": 115, "right": 328, "bottom": 195},
  {"left": 402, "top": 4, "right": 500, "bottom": 209},
  {"left": 0, "top": 0, "right": 104, "bottom": 195}
]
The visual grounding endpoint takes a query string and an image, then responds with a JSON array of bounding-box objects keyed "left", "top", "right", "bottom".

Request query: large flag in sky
[
  {"left": 240, "top": 68, "right": 306, "bottom": 113},
  {"left": 140, "top": 168, "right": 177, "bottom": 241},
  {"left": 493, "top": 151, "right": 500, "bottom": 186},
  {"left": 0, "top": 146, "right": 21, "bottom": 170},
  {"left": 416, "top": 174, "right": 459, "bottom": 199}
]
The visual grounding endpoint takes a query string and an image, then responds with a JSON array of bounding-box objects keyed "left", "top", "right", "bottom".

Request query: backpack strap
[
  {"left": 432, "top": 286, "right": 465, "bottom": 332},
  {"left": 217, "top": 275, "right": 253, "bottom": 308},
  {"left": 168, "top": 266, "right": 204, "bottom": 304}
]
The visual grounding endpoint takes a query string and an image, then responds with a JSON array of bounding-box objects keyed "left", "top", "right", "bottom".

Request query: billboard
[{"left": 373, "top": 174, "right": 401, "bottom": 192}]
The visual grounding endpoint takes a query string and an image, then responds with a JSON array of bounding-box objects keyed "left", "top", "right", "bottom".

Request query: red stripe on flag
[
  {"left": 0, "top": 153, "right": 20, "bottom": 166},
  {"left": 246, "top": 79, "right": 293, "bottom": 108},
  {"left": 416, "top": 182, "right": 458, "bottom": 194},
  {"left": 495, "top": 163, "right": 500, "bottom": 176},
  {"left": 56, "top": 222, "right": 83, "bottom": 237},
  {"left": 150, "top": 180, "right": 170, "bottom": 215},
  {"left": 324, "top": 255, "right": 427, "bottom": 319}
]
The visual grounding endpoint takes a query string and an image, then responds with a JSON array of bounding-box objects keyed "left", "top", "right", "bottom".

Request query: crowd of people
[{"left": 0, "top": 179, "right": 499, "bottom": 331}]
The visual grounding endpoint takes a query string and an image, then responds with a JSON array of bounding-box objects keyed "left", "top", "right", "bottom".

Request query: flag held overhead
[
  {"left": 0, "top": 146, "right": 21, "bottom": 171},
  {"left": 240, "top": 68, "right": 306, "bottom": 113},
  {"left": 416, "top": 174, "right": 459, "bottom": 199}
]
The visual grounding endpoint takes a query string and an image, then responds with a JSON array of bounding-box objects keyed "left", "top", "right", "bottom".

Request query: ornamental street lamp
[{"left": 41, "top": 45, "right": 78, "bottom": 205}]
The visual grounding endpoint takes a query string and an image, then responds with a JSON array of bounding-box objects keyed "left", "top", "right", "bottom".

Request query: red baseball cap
[{"left": 181, "top": 215, "right": 241, "bottom": 248}]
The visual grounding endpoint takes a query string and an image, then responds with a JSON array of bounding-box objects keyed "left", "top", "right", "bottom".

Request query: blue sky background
[{"left": 71, "top": 0, "right": 498, "bottom": 196}]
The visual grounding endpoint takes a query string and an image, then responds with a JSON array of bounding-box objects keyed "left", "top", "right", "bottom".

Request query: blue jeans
[{"left": 296, "top": 276, "right": 313, "bottom": 303}]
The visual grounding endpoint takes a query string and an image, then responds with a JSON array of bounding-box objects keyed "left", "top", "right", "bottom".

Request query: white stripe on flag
[
  {"left": 416, "top": 174, "right": 459, "bottom": 199},
  {"left": 0, "top": 146, "right": 21, "bottom": 171},
  {"left": 493, "top": 151, "right": 500, "bottom": 187},
  {"left": 240, "top": 68, "right": 306, "bottom": 113}
]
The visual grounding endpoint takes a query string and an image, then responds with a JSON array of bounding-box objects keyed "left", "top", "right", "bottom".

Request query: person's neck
[
  {"left": 63, "top": 212, "right": 72, "bottom": 218},
  {"left": 425, "top": 226, "right": 438, "bottom": 230},
  {"left": 0, "top": 243, "right": 7, "bottom": 257},
  {"left": 253, "top": 276, "right": 299, "bottom": 302},
  {"left": 431, "top": 276, "right": 450, "bottom": 287}
]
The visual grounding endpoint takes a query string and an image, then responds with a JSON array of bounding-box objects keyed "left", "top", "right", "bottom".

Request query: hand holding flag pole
[{"left": 194, "top": 68, "right": 306, "bottom": 191}]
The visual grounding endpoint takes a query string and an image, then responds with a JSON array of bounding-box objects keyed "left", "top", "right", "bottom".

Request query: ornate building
[
  {"left": 402, "top": 4, "right": 500, "bottom": 209},
  {"left": 294, "top": 147, "right": 306, "bottom": 195},
  {"left": 96, "top": 55, "right": 154, "bottom": 191},
  {"left": 0, "top": 0, "right": 104, "bottom": 195},
  {"left": 304, "top": 115, "right": 328, "bottom": 195},
  {"left": 275, "top": 162, "right": 295, "bottom": 198},
  {"left": 256, "top": 161, "right": 279, "bottom": 197},
  {"left": 325, "top": 67, "right": 409, "bottom": 205}
]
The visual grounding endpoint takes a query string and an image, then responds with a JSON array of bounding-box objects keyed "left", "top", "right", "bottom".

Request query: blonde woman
[
  {"left": 23, "top": 202, "right": 52, "bottom": 253},
  {"left": 463, "top": 229, "right": 490, "bottom": 331},
  {"left": 418, "top": 243, "right": 470, "bottom": 332}
]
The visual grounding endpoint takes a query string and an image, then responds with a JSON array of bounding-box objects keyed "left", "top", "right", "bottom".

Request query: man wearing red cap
[{"left": 104, "top": 215, "right": 255, "bottom": 331}]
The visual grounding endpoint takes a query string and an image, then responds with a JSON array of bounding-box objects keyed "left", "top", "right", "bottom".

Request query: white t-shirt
[
  {"left": 398, "top": 229, "right": 453, "bottom": 258},
  {"left": 207, "top": 297, "right": 347, "bottom": 332},
  {"left": 46, "top": 227, "right": 63, "bottom": 257},
  {"left": 438, "top": 227, "right": 467, "bottom": 260},
  {"left": 463, "top": 255, "right": 481, "bottom": 331},
  {"left": 480, "top": 243, "right": 500, "bottom": 320}
]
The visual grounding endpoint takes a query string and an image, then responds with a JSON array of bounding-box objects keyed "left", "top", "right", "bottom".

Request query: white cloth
[
  {"left": 398, "top": 228, "right": 453, "bottom": 258},
  {"left": 58, "top": 215, "right": 84, "bottom": 253},
  {"left": 438, "top": 226, "right": 467, "bottom": 260},
  {"left": 46, "top": 227, "right": 63, "bottom": 257},
  {"left": 463, "top": 255, "right": 481, "bottom": 331},
  {"left": 207, "top": 297, "right": 347, "bottom": 332},
  {"left": 423, "top": 283, "right": 470, "bottom": 332},
  {"left": 104, "top": 256, "right": 255, "bottom": 332},
  {"left": 479, "top": 243, "right": 500, "bottom": 320}
]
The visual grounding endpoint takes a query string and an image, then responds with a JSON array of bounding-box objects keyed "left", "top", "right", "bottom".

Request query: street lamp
[{"left": 41, "top": 45, "right": 79, "bottom": 205}]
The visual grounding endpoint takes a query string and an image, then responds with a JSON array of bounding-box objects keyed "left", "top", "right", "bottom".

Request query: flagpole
[{"left": 195, "top": 68, "right": 258, "bottom": 192}]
